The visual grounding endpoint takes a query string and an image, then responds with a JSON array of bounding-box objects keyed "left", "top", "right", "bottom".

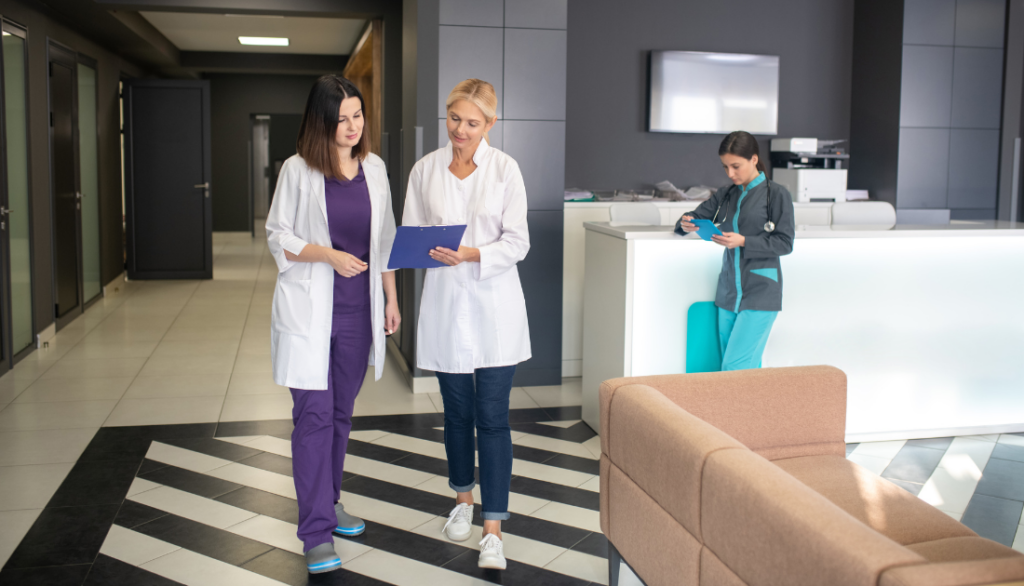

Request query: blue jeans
[
  {"left": 718, "top": 308, "right": 778, "bottom": 371},
  {"left": 436, "top": 366, "right": 516, "bottom": 521}
]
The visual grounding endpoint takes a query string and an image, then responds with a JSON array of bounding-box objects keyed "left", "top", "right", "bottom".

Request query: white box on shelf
[
  {"left": 773, "top": 168, "right": 847, "bottom": 203},
  {"left": 770, "top": 138, "right": 818, "bottom": 153}
]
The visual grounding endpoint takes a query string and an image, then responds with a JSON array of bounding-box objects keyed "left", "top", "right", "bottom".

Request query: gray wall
[
  {"left": 206, "top": 74, "right": 318, "bottom": 232},
  {"left": 565, "top": 0, "right": 855, "bottom": 191},
  {"left": 2, "top": 0, "right": 146, "bottom": 340}
]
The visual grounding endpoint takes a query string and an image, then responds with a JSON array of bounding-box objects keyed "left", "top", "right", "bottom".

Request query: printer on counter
[{"left": 769, "top": 138, "right": 850, "bottom": 203}]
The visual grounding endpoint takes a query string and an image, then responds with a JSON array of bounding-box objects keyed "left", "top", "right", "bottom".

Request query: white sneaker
[
  {"left": 478, "top": 533, "right": 506, "bottom": 570},
  {"left": 442, "top": 503, "right": 473, "bottom": 542}
]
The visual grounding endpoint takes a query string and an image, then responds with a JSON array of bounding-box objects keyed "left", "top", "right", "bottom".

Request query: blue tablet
[{"left": 690, "top": 219, "right": 723, "bottom": 241}]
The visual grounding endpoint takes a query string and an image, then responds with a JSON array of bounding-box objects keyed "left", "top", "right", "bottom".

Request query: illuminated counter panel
[{"left": 581, "top": 222, "right": 1024, "bottom": 442}]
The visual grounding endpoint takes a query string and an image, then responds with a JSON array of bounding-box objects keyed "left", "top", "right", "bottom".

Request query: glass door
[
  {"left": 2, "top": 22, "right": 32, "bottom": 364},
  {"left": 77, "top": 59, "right": 100, "bottom": 303}
]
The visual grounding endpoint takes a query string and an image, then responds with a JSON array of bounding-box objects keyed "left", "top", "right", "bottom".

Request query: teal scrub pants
[{"left": 718, "top": 308, "right": 778, "bottom": 371}]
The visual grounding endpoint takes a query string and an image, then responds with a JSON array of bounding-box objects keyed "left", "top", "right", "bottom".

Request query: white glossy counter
[{"left": 581, "top": 221, "right": 1024, "bottom": 441}]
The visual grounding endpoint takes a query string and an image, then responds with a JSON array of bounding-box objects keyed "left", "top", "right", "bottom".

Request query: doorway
[
  {"left": 249, "top": 113, "right": 302, "bottom": 228},
  {"left": 48, "top": 41, "right": 102, "bottom": 329}
]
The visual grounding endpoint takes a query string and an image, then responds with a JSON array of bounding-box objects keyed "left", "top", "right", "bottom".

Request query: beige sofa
[{"left": 599, "top": 366, "right": 1024, "bottom": 586}]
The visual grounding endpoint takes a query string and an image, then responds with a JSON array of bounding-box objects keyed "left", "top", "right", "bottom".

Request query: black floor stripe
[
  {"left": 3, "top": 504, "right": 120, "bottom": 570},
  {"left": 129, "top": 514, "right": 275, "bottom": 567},
  {"left": 241, "top": 548, "right": 391, "bottom": 586},
  {"left": 83, "top": 554, "right": 185, "bottom": 586},
  {"left": 138, "top": 462, "right": 243, "bottom": 499},
  {"left": 510, "top": 422, "right": 597, "bottom": 443},
  {"left": 161, "top": 436, "right": 265, "bottom": 462},
  {"left": 0, "top": 563, "right": 91, "bottom": 586},
  {"left": 114, "top": 500, "right": 170, "bottom": 530}
]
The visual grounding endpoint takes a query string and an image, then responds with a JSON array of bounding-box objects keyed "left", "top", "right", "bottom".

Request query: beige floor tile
[
  {"left": 151, "top": 340, "right": 240, "bottom": 359},
  {"left": 232, "top": 355, "right": 273, "bottom": 374},
  {"left": 0, "top": 462, "right": 75, "bottom": 511},
  {"left": 9, "top": 359, "right": 58, "bottom": 382},
  {"left": 0, "top": 428, "right": 98, "bottom": 466},
  {"left": 62, "top": 340, "right": 159, "bottom": 360},
  {"left": 0, "top": 509, "right": 42, "bottom": 568},
  {"left": 545, "top": 549, "right": 609, "bottom": 585},
  {"left": 161, "top": 326, "right": 244, "bottom": 342},
  {"left": 522, "top": 378, "right": 584, "bottom": 407},
  {"left": 83, "top": 327, "right": 168, "bottom": 343},
  {"left": 40, "top": 358, "right": 147, "bottom": 380},
  {"left": 0, "top": 400, "right": 118, "bottom": 431},
  {"left": 227, "top": 373, "right": 289, "bottom": 396},
  {"left": 124, "top": 374, "right": 231, "bottom": 399},
  {"left": 0, "top": 377, "right": 33, "bottom": 406},
  {"left": 220, "top": 394, "right": 292, "bottom": 422},
  {"left": 139, "top": 355, "right": 236, "bottom": 377},
  {"left": 104, "top": 397, "right": 225, "bottom": 427},
  {"left": 100, "top": 525, "right": 181, "bottom": 567},
  {"left": 14, "top": 377, "right": 134, "bottom": 403}
]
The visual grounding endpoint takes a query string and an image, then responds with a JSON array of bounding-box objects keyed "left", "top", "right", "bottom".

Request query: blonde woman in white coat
[
  {"left": 266, "top": 75, "right": 399, "bottom": 574},
  {"left": 403, "top": 78, "right": 530, "bottom": 571}
]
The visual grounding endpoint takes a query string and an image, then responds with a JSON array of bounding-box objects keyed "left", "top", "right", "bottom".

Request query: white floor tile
[
  {"left": 583, "top": 436, "right": 602, "bottom": 459},
  {"left": 509, "top": 387, "right": 541, "bottom": 409},
  {"left": 146, "top": 442, "right": 234, "bottom": 473},
  {"left": 0, "top": 400, "right": 118, "bottom": 431},
  {"left": 141, "top": 546, "right": 288, "bottom": 586},
  {"left": 0, "top": 462, "right": 74, "bottom": 511},
  {"left": 918, "top": 467, "right": 982, "bottom": 515},
  {"left": 522, "top": 379, "right": 583, "bottom": 407},
  {"left": 343, "top": 548, "right": 494, "bottom": 586},
  {"left": 238, "top": 435, "right": 291, "bottom": 458},
  {"left": 578, "top": 476, "right": 601, "bottom": 492},
  {"left": 530, "top": 501, "right": 603, "bottom": 533},
  {"left": 851, "top": 440, "right": 907, "bottom": 460},
  {"left": 412, "top": 475, "right": 552, "bottom": 516},
  {"left": 39, "top": 358, "right": 147, "bottom": 380},
  {"left": 123, "top": 374, "right": 231, "bottom": 399},
  {"left": 130, "top": 485, "right": 257, "bottom": 529},
  {"left": 344, "top": 454, "right": 436, "bottom": 487},
  {"left": 0, "top": 428, "right": 97, "bottom": 466},
  {"left": 372, "top": 433, "right": 447, "bottom": 460},
  {"left": 13, "top": 377, "right": 133, "bottom": 404},
  {"left": 338, "top": 490, "right": 437, "bottom": 531},
  {"left": 206, "top": 462, "right": 296, "bottom": 499},
  {"left": 226, "top": 515, "right": 373, "bottom": 562},
  {"left": 214, "top": 435, "right": 262, "bottom": 446},
  {"left": 103, "top": 397, "right": 225, "bottom": 427},
  {"left": 513, "top": 433, "right": 599, "bottom": 460},
  {"left": 410, "top": 516, "right": 567, "bottom": 567},
  {"left": 220, "top": 394, "right": 292, "bottom": 422},
  {"left": 545, "top": 548, "right": 609, "bottom": 585},
  {"left": 100, "top": 525, "right": 181, "bottom": 566},
  {"left": 126, "top": 477, "right": 162, "bottom": 498},
  {"left": 512, "top": 458, "right": 596, "bottom": 489},
  {"left": 1014, "top": 526, "right": 1024, "bottom": 553},
  {"left": 0, "top": 509, "right": 42, "bottom": 568},
  {"left": 998, "top": 434, "right": 1024, "bottom": 448},
  {"left": 938, "top": 437, "right": 995, "bottom": 475},
  {"left": 536, "top": 420, "right": 582, "bottom": 429},
  {"left": 845, "top": 452, "right": 892, "bottom": 476},
  {"left": 349, "top": 429, "right": 390, "bottom": 443}
]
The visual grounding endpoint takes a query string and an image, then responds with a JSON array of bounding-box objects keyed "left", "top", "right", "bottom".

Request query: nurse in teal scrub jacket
[{"left": 674, "top": 131, "right": 796, "bottom": 371}]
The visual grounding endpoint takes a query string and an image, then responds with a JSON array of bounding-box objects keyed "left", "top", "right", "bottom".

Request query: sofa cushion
[
  {"left": 600, "top": 366, "right": 847, "bottom": 461},
  {"left": 907, "top": 536, "right": 1023, "bottom": 563},
  {"left": 606, "top": 383, "right": 745, "bottom": 538},
  {"left": 702, "top": 448, "right": 925, "bottom": 586},
  {"left": 775, "top": 455, "right": 976, "bottom": 546},
  {"left": 879, "top": 557, "right": 1024, "bottom": 586}
]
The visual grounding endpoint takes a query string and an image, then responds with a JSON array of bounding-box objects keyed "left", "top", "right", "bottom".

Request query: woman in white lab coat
[
  {"left": 403, "top": 78, "right": 530, "bottom": 571},
  {"left": 265, "top": 75, "right": 399, "bottom": 574}
]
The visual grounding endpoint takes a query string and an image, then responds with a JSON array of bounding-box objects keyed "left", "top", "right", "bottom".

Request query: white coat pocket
[
  {"left": 486, "top": 182, "right": 506, "bottom": 216},
  {"left": 272, "top": 279, "right": 313, "bottom": 337}
]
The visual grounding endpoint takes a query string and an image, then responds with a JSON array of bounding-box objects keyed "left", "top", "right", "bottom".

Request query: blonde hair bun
[{"left": 446, "top": 79, "right": 498, "bottom": 144}]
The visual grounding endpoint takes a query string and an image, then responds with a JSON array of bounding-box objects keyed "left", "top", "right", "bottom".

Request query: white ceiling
[{"left": 140, "top": 12, "right": 367, "bottom": 55}]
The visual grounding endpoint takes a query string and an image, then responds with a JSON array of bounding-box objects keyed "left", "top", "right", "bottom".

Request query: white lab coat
[
  {"left": 403, "top": 140, "right": 531, "bottom": 373},
  {"left": 265, "top": 153, "right": 397, "bottom": 389}
]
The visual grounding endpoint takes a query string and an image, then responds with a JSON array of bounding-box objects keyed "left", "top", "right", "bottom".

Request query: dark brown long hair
[
  {"left": 296, "top": 75, "right": 371, "bottom": 179},
  {"left": 719, "top": 131, "right": 767, "bottom": 173}
]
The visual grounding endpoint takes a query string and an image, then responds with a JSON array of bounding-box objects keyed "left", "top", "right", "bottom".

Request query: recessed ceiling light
[{"left": 239, "top": 36, "right": 289, "bottom": 46}]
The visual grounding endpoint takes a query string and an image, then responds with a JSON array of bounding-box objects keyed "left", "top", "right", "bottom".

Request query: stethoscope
[{"left": 711, "top": 177, "right": 776, "bottom": 233}]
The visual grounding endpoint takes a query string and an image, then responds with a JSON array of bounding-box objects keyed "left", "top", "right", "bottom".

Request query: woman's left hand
[
  {"left": 429, "top": 246, "right": 480, "bottom": 266},
  {"left": 712, "top": 232, "right": 745, "bottom": 249},
  {"left": 385, "top": 301, "right": 401, "bottom": 336}
]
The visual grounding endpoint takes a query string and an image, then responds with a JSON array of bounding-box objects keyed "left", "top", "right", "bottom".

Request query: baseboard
[
  {"left": 103, "top": 272, "right": 126, "bottom": 296},
  {"left": 36, "top": 323, "right": 56, "bottom": 348}
]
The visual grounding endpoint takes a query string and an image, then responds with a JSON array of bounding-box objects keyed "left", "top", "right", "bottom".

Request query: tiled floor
[{"left": 0, "top": 230, "right": 1022, "bottom": 585}]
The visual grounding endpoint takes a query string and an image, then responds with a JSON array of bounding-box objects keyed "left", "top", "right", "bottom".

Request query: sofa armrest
[{"left": 600, "top": 365, "right": 847, "bottom": 460}]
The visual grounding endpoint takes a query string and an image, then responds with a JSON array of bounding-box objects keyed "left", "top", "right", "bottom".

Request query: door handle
[
  {"left": 0, "top": 206, "right": 8, "bottom": 231},
  {"left": 75, "top": 192, "right": 82, "bottom": 200},
  {"left": 194, "top": 183, "right": 210, "bottom": 198}
]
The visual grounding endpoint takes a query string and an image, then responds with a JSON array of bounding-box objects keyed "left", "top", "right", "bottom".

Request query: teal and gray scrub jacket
[{"left": 674, "top": 173, "right": 796, "bottom": 313}]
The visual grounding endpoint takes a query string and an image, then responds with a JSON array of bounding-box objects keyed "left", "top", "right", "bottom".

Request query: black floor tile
[
  {"left": 881, "top": 445, "right": 946, "bottom": 485},
  {"left": 539, "top": 406, "right": 584, "bottom": 422},
  {"left": 76, "top": 425, "right": 215, "bottom": 465},
  {"left": 500, "top": 512, "right": 592, "bottom": 549},
  {"left": 216, "top": 419, "right": 294, "bottom": 438},
  {"left": 237, "top": 452, "right": 294, "bottom": 477},
  {"left": 961, "top": 494, "right": 1024, "bottom": 546},
  {"left": 161, "top": 437, "right": 264, "bottom": 462},
  {"left": 138, "top": 459, "right": 168, "bottom": 475},
  {"left": 215, "top": 487, "right": 298, "bottom": 524},
  {"left": 443, "top": 549, "right": 591, "bottom": 586},
  {"left": 510, "top": 422, "right": 595, "bottom": 443},
  {"left": 114, "top": 500, "right": 169, "bottom": 529},
  {"left": 884, "top": 478, "right": 925, "bottom": 496},
  {"left": 83, "top": 554, "right": 184, "bottom": 586},
  {"left": 346, "top": 439, "right": 414, "bottom": 464},
  {"left": 570, "top": 532, "right": 609, "bottom": 559},
  {"left": 992, "top": 443, "right": 1024, "bottom": 464},
  {"left": 351, "top": 412, "right": 445, "bottom": 431},
  {"left": 341, "top": 475, "right": 453, "bottom": 516},
  {"left": 4, "top": 505, "right": 120, "bottom": 569},
  {"left": 509, "top": 476, "right": 600, "bottom": 511},
  {"left": 845, "top": 443, "right": 859, "bottom": 456},
  {"left": 47, "top": 459, "right": 143, "bottom": 508},
  {"left": 242, "top": 547, "right": 394, "bottom": 586},
  {"left": 386, "top": 426, "right": 446, "bottom": 444},
  {"left": 905, "top": 437, "right": 955, "bottom": 450},
  {"left": 387, "top": 452, "right": 450, "bottom": 477},
  {"left": 132, "top": 512, "right": 274, "bottom": 567},
  {"left": 0, "top": 564, "right": 91, "bottom": 585},
  {"left": 538, "top": 453, "right": 600, "bottom": 476},
  {"left": 139, "top": 464, "right": 242, "bottom": 498},
  {"left": 975, "top": 458, "right": 1024, "bottom": 501},
  {"left": 357, "top": 520, "right": 468, "bottom": 566}
]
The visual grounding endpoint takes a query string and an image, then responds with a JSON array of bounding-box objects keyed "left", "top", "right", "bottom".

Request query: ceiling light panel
[{"left": 239, "top": 36, "right": 289, "bottom": 46}]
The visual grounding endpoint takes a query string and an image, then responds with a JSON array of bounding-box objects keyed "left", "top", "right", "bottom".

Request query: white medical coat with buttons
[
  {"left": 265, "top": 153, "right": 397, "bottom": 390},
  {"left": 403, "top": 140, "right": 531, "bottom": 374}
]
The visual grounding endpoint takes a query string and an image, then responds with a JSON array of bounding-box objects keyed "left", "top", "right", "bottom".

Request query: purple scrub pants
[{"left": 290, "top": 309, "right": 372, "bottom": 552}]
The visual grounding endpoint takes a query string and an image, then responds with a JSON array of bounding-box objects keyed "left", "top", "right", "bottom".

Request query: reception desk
[{"left": 581, "top": 221, "right": 1024, "bottom": 441}]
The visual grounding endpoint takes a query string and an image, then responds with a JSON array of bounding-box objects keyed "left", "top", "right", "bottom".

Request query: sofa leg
[{"left": 609, "top": 541, "right": 622, "bottom": 586}]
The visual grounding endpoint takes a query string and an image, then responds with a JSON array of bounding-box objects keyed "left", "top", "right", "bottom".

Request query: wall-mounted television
[{"left": 647, "top": 51, "right": 780, "bottom": 135}]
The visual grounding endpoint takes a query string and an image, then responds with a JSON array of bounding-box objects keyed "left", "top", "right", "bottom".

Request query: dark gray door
[
  {"left": 124, "top": 80, "right": 212, "bottom": 279},
  {"left": 49, "top": 45, "right": 82, "bottom": 321}
]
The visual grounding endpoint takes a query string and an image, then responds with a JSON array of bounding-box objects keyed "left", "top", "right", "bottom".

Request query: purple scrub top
[{"left": 325, "top": 164, "right": 371, "bottom": 314}]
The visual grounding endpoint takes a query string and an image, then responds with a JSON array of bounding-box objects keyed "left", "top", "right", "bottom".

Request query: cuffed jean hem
[
  {"left": 481, "top": 511, "right": 511, "bottom": 521},
  {"left": 450, "top": 480, "right": 477, "bottom": 492}
]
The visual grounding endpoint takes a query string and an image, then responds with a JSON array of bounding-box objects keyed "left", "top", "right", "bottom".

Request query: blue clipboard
[
  {"left": 690, "top": 219, "right": 723, "bottom": 241},
  {"left": 387, "top": 225, "right": 468, "bottom": 269}
]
